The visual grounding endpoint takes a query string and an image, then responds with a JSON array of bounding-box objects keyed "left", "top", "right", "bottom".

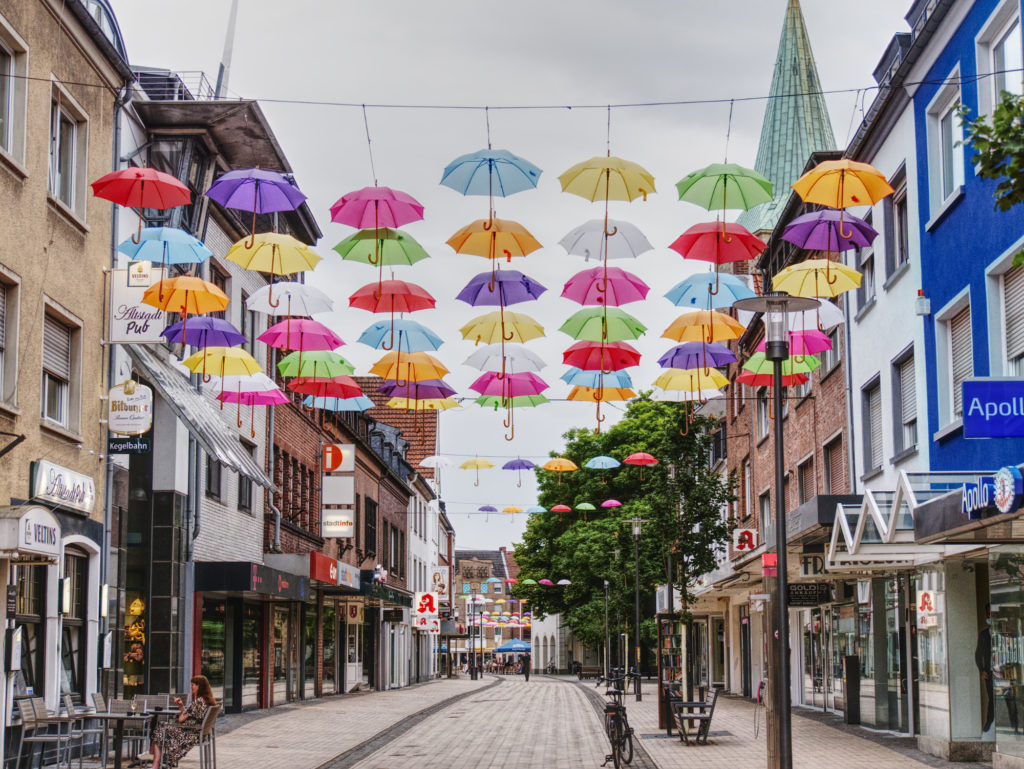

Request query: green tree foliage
[{"left": 512, "top": 395, "right": 736, "bottom": 650}]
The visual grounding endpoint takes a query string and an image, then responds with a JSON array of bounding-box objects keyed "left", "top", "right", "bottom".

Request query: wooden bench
[
  {"left": 576, "top": 666, "right": 603, "bottom": 679},
  {"left": 670, "top": 686, "right": 721, "bottom": 745}
]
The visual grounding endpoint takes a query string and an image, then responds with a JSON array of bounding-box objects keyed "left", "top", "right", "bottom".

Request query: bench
[
  {"left": 576, "top": 666, "right": 603, "bottom": 679},
  {"left": 670, "top": 686, "right": 721, "bottom": 745}
]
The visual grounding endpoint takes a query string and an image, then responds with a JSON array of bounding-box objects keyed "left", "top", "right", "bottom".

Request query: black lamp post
[
  {"left": 629, "top": 517, "right": 646, "bottom": 701},
  {"left": 733, "top": 292, "right": 819, "bottom": 769},
  {"left": 604, "top": 579, "right": 610, "bottom": 681}
]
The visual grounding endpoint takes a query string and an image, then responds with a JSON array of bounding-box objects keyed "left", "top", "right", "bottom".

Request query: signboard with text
[
  {"left": 108, "top": 267, "right": 166, "bottom": 344},
  {"left": 321, "top": 444, "right": 355, "bottom": 538},
  {"left": 787, "top": 582, "right": 832, "bottom": 607},
  {"left": 963, "top": 380, "right": 1024, "bottom": 438},
  {"left": 31, "top": 460, "right": 96, "bottom": 514},
  {"left": 108, "top": 382, "right": 153, "bottom": 436}
]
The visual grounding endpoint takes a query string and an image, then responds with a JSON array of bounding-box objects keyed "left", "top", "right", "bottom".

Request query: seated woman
[{"left": 151, "top": 675, "right": 217, "bottom": 768}]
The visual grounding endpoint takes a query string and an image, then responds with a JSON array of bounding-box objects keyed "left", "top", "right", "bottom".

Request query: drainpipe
[
  {"left": 269, "top": 404, "right": 281, "bottom": 552},
  {"left": 842, "top": 295, "right": 858, "bottom": 495}
]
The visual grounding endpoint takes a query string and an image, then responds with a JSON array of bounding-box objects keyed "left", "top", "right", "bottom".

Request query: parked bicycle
[
  {"left": 753, "top": 678, "right": 767, "bottom": 738},
  {"left": 596, "top": 671, "right": 639, "bottom": 768}
]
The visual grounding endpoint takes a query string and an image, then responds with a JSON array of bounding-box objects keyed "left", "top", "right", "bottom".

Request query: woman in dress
[{"left": 150, "top": 675, "right": 217, "bottom": 768}]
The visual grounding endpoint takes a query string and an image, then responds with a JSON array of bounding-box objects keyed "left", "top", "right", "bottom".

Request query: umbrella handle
[
  {"left": 604, "top": 223, "right": 618, "bottom": 238},
  {"left": 268, "top": 279, "right": 280, "bottom": 309},
  {"left": 505, "top": 407, "right": 515, "bottom": 442},
  {"left": 680, "top": 403, "right": 691, "bottom": 436},
  {"left": 826, "top": 258, "right": 838, "bottom": 285},
  {"left": 594, "top": 400, "right": 605, "bottom": 434},
  {"left": 203, "top": 373, "right": 212, "bottom": 384},
  {"left": 503, "top": 327, "right": 515, "bottom": 342},
  {"left": 381, "top": 330, "right": 394, "bottom": 351},
  {"left": 132, "top": 217, "right": 142, "bottom": 244},
  {"left": 638, "top": 188, "right": 648, "bottom": 202},
  {"left": 708, "top": 268, "right": 721, "bottom": 296},
  {"left": 474, "top": 470, "right": 480, "bottom": 487},
  {"left": 483, "top": 214, "right": 494, "bottom": 231},
  {"left": 503, "top": 249, "right": 512, "bottom": 263}
]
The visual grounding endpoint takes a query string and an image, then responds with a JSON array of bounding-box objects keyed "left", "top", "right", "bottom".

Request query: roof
[
  {"left": 455, "top": 549, "right": 508, "bottom": 579},
  {"left": 356, "top": 376, "right": 439, "bottom": 480},
  {"left": 126, "top": 345, "right": 275, "bottom": 490},
  {"left": 736, "top": 0, "right": 836, "bottom": 235},
  {"left": 68, "top": 0, "right": 133, "bottom": 82}
]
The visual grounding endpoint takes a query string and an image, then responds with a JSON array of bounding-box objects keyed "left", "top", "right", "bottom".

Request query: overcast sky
[{"left": 110, "top": 0, "right": 913, "bottom": 548}]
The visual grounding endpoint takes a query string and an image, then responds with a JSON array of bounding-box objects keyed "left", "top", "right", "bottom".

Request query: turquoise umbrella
[{"left": 358, "top": 319, "right": 443, "bottom": 352}]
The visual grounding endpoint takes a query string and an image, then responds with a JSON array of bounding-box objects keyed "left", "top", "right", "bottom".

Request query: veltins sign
[
  {"left": 31, "top": 460, "right": 95, "bottom": 514},
  {"left": 108, "top": 381, "right": 153, "bottom": 436},
  {"left": 963, "top": 380, "right": 1024, "bottom": 438},
  {"left": 108, "top": 267, "right": 166, "bottom": 344},
  {"left": 5, "top": 506, "right": 61, "bottom": 558}
]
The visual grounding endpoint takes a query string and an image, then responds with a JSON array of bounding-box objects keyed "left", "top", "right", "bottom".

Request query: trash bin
[{"left": 843, "top": 655, "right": 860, "bottom": 725}]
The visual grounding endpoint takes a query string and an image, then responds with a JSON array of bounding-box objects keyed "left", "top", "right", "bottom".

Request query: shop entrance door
[
  {"left": 272, "top": 605, "right": 298, "bottom": 704},
  {"left": 740, "top": 606, "right": 751, "bottom": 698}
]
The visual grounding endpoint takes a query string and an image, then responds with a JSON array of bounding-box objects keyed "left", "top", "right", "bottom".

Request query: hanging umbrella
[
  {"left": 562, "top": 266, "right": 649, "bottom": 306},
  {"left": 557, "top": 579, "right": 572, "bottom": 586},
  {"left": 91, "top": 167, "right": 190, "bottom": 241},
  {"left": 654, "top": 368, "right": 730, "bottom": 392},
  {"left": 503, "top": 506, "right": 523, "bottom": 514},
  {"left": 277, "top": 350, "right": 355, "bottom": 379},
  {"left": 465, "top": 344, "right": 546, "bottom": 373},
  {"left": 386, "top": 396, "right": 459, "bottom": 411},
  {"left": 652, "top": 388, "right": 724, "bottom": 403},
  {"left": 441, "top": 148, "right": 542, "bottom": 197},
  {"left": 561, "top": 368, "right": 633, "bottom": 389},
  {"left": 665, "top": 273, "right": 755, "bottom": 310},
  {"left": 559, "top": 156, "right": 656, "bottom": 203},
  {"left": 226, "top": 232, "right": 321, "bottom": 274},
  {"left": 567, "top": 384, "right": 636, "bottom": 432},
  {"left": 526, "top": 507, "right": 546, "bottom": 514},
  {"left": 538, "top": 579, "right": 555, "bottom": 586},
  {"left": 787, "top": 301, "right": 845, "bottom": 333},
  {"left": 420, "top": 455, "right": 454, "bottom": 469},
  {"left": 215, "top": 372, "right": 286, "bottom": 431},
  {"left": 460, "top": 311, "right": 544, "bottom": 345},
  {"left": 182, "top": 346, "right": 262, "bottom": 386},
  {"left": 287, "top": 376, "right": 363, "bottom": 399},
  {"left": 378, "top": 379, "right": 457, "bottom": 400},
  {"left": 369, "top": 351, "right": 449, "bottom": 383},
  {"left": 657, "top": 342, "right": 737, "bottom": 372},
  {"left": 456, "top": 269, "right": 547, "bottom": 306},
  {"left": 142, "top": 276, "right": 229, "bottom": 344},
  {"left": 560, "top": 307, "right": 646, "bottom": 342},
  {"left": 781, "top": 210, "right": 878, "bottom": 252},
  {"left": 755, "top": 329, "right": 833, "bottom": 356},
  {"left": 161, "top": 317, "right": 245, "bottom": 348},
  {"left": 602, "top": 499, "right": 622, "bottom": 508},
  {"left": 349, "top": 279, "right": 436, "bottom": 313},
  {"left": 447, "top": 218, "right": 543, "bottom": 290},
  {"left": 738, "top": 352, "right": 820, "bottom": 382},
  {"left": 625, "top": 451, "right": 658, "bottom": 480},
  {"left": 330, "top": 186, "right": 424, "bottom": 229},
  {"left": 246, "top": 281, "right": 333, "bottom": 317},
  {"left": 117, "top": 227, "right": 212, "bottom": 280},
  {"left": 559, "top": 219, "right": 654, "bottom": 261},
  {"left": 469, "top": 372, "right": 548, "bottom": 398},
  {"left": 334, "top": 227, "right": 431, "bottom": 297},
  {"left": 669, "top": 221, "right": 768, "bottom": 295},
  {"left": 460, "top": 457, "right": 495, "bottom": 487},
  {"left": 791, "top": 159, "right": 894, "bottom": 211},
  {"left": 562, "top": 341, "right": 641, "bottom": 371},
  {"left": 303, "top": 395, "right": 375, "bottom": 412},
  {"left": 358, "top": 318, "right": 443, "bottom": 353},
  {"left": 206, "top": 168, "right": 307, "bottom": 247},
  {"left": 502, "top": 458, "right": 536, "bottom": 488},
  {"left": 585, "top": 456, "right": 621, "bottom": 470},
  {"left": 478, "top": 505, "right": 498, "bottom": 513},
  {"left": 475, "top": 394, "right": 549, "bottom": 409},
  {"left": 676, "top": 162, "right": 773, "bottom": 214},
  {"left": 259, "top": 319, "right": 344, "bottom": 352},
  {"left": 772, "top": 259, "right": 862, "bottom": 299},
  {"left": 662, "top": 310, "right": 745, "bottom": 344},
  {"left": 543, "top": 458, "right": 577, "bottom": 486}
]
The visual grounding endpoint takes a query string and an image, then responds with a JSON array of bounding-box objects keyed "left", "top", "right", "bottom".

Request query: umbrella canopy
[
  {"left": 246, "top": 282, "right": 333, "bottom": 316},
  {"left": 303, "top": 395, "right": 375, "bottom": 412},
  {"left": 161, "top": 317, "right": 245, "bottom": 348},
  {"left": 735, "top": 353, "right": 818, "bottom": 387},
  {"left": 559, "top": 219, "right": 654, "bottom": 261},
  {"left": 602, "top": 499, "right": 622, "bottom": 508},
  {"left": 226, "top": 233, "right": 322, "bottom": 275},
  {"left": 665, "top": 273, "right": 755, "bottom": 310},
  {"left": 217, "top": 373, "right": 280, "bottom": 394},
  {"left": 526, "top": 507, "right": 546, "bottom": 514},
  {"left": 562, "top": 341, "right": 641, "bottom": 371},
  {"left": 669, "top": 222, "right": 767, "bottom": 263},
  {"left": 503, "top": 459, "right": 536, "bottom": 471},
  {"left": 676, "top": 163, "right": 773, "bottom": 211},
  {"left": 288, "top": 376, "right": 363, "bottom": 399},
  {"left": 259, "top": 319, "right": 344, "bottom": 351},
  {"left": 493, "top": 639, "right": 531, "bottom": 653},
  {"left": 559, "top": 157, "right": 656, "bottom": 202},
  {"left": 456, "top": 269, "right": 547, "bottom": 306},
  {"left": 561, "top": 368, "right": 633, "bottom": 389},
  {"left": 460, "top": 311, "right": 544, "bottom": 345},
  {"left": 370, "top": 351, "right": 449, "bottom": 381},
  {"left": 657, "top": 342, "right": 737, "bottom": 370},
  {"left": 387, "top": 397, "right": 459, "bottom": 411},
  {"left": 772, "top": 259, "right": 862, "bottom": 299},
  {"left": 333, "top": 227, "right": 430, "bottom": 266},
  {"left": 277, "top": 350, "right": 355, "bottom": 379},
  {"left": 575, "top": 503, "right": 596, "bottom": 512},
  {"left": 469, "top": 372, "right": 549, "bottom": 398},
  {"left": 461, "top": 458, "right": 495, "bottom": 470},
  {"left": 182, "top": 347, "right": 262, "bottom": 378},
  {"left": 349, "top": 280, "right": 436, "bottom": 313},
  {"left": 118, "top": 227, "right": 212, "bottom": 266},
  {"left": 475, "top": 394, "right": 549, "bottom": 409},
  {"left": 624, "top": 452, "right": 658, "bottom": 466},
  {"left": 419, "top": 455, "right": 454, "bottom": 469},
  {"left": 538, "top": 579, "right": 555, "bottom": 586},
  {"left": 206, "top": 168, "right": 306, "bottom": 213},
  {"left": 755, "top": 329, "right": 833, "bottom": 356},
  {"left": 781, "top": 210, "right": 878, "bottom": 252},
  {"left": 567, "top": 385, "right": 636, "bottom": 402},
  {"left": 653, "top": 388, "right": 725, "bottom": 402},
  {"left": 543, "top": 458, "right": 578, "bottom": 472},
  {"left": 560, "top": 307, "right": 646, "bottom": 342},
  {"left": 217, "top": 388, "right": 289, "bottom": 406},
  {"left": 562, "top": 266, "right": 649, "bottom": 306},
  {"left": 548, "top": 507, "right": 570, "bottom": 514},
  {"left": 787, "top": 301, "right": 845, "bottom": 332},
  {"left": 465, "top": 344, "right": 546, "bottom": 373},
  {"left": 503, "top": 506, "right": 523, "bottom": 514},
  {"left": 91, "top": 167, "right": 190, "bottom": 209},
  {"left": 358, "top": 319, "right": 443, "bottom": 352},
  {"left": 142, "top": 276, "right": 229, "bottom": 316},
  {"left": 662, "top": 310, "right": 745, "bottom": 343},
  {"left": 653, "top": 368, "right": 730, "bottom": 391},
  {"left": 378, "top": 379, "right": 457, "bottom": 400},
  {"left": 446, "top": 219, "right": 542, "bottom": 261},
  {"left": 584, "top": 456, "right": 621, "bottom": 470},
  {"left": 330, "top": 186, "right": 424, "bottom": 229},
  {"left": 791, "top": 159, "right": 894, "bottom": 209},
  {"left": 556, "top": 579, "right": 572, "bottom": 586},
  {"left": 440, "top": 149, "right": 542, "bottom": 197}
]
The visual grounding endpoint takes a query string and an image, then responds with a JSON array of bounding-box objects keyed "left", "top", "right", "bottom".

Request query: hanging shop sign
[
  {"left": 109, "top": 267, "right": 166, "bottom": 344},
  {"left": 993, "top": 465, "right": 1024, "bottom": 514},
  {"left": 108, "top": 381, "right": 153, "bottom": 436},
  {"left": 787, "top": 582, "right": 831, "bottom": 607},
  {"left": 308, "top": 552, "right": 361, "bottom": 589},
  {"left": 414, "top": 591, "right": 439, "bottom": 620},
  {"left": 107, "top": 432, "right": 152, "bottom": 455},
  {"left": 321, "top": 510, "right": 355, "bottom": 539},
  {"left": 30, "top": 460, "right": 96, "bottom": 514},
  {"left": 383, "top": 608, "right": 405, "bottom": 623},
  {"left": 322, "top": 444, "right": 355, "bottom": 473},
  {"left": 733, "top": 528, "right": 757, "bottom": 552},
  {"left": 342, "top": 602, "right": 364, "bottom": 624},
  {"left": 321, "top": 443, "right": 355, "bottom": 537},
  {"left": 322, "top": 476, "right": 355, "bottom": 506}
]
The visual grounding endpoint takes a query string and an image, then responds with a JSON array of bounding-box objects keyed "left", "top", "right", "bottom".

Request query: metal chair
[
  {"left": 107, "top": 699, "right": 147, "bottom": 761},
  {"left": 61, "top": 694, "right": 105, "bottom": 769},
  {"left": 14, "top": 697, "right": 72, "bottom": 769}
]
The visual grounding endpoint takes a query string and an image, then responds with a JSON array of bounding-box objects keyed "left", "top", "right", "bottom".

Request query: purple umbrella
[
  {"left": 503, "top": 458, "right": 537, "bottom": 488},
  {"left": 206, "top": 168, "right": 307, "bottom": 248},
  {"left": 161, "top": 317, "right": 246, "bottom": 348},
  {"left": 478, "top": 505, "right": 498, "bottom": 513},
  {"left": 657, "top": 342, "right": 737, "bottom": 371},
  {"left": 377, "top": 379, "right": 457, "bottom": 400},
  {"left": 781, "top": 210, "right": 878, "bottom": 252},
  {"left": 456, "top": 269, "right": 547, "bottom": 306}
]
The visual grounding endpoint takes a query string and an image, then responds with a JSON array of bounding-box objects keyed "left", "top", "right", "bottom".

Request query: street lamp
[
  {"left": 629, "top": 517, "right": 646, "bottom": 701},
  {"left": 604, "top": 579, "right": 610, "bottom": 681},
  {"left": 733, "top": 291, "right": 819, "bottom": 769}
]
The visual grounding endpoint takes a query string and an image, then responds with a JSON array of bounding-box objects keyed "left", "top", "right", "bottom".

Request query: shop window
[
  {"left": 42, "top": 312, "right": 73, "bottom": 428},
  {"left": 892, "top": 351, "right": 917, "bottom": 454},
  {"left": 61, "top": 549, "right": 88, "bottom": 697},
  {"left": 242, "top": 603, "right": 262, "bottom": 709},
  {"left": 323, "top": 602, "right": 336, "bottom": 695},
  {"left": 862, "top": 380, "right": 883, "bottom": 473},
  {"left": 15, "top": 565, "right": 45, "bottom": 695},
  {"left": 200, "top": 599, "right": 227, "bottom": 705},
  {"left": 205, "top": 454, "right": 222, "bottom": 500}
]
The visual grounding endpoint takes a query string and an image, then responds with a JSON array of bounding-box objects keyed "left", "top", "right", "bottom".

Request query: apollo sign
[
  {"left": 963, "top": 380, "right": 1024, "bottom": 438},
  {"left": 962, "top": 466, "right": 1024, "bottom": 519}
]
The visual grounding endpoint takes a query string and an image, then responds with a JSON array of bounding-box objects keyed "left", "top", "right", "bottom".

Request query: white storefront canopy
[{"left": 0, "top": 506, "right": 62, "bottom": 562}]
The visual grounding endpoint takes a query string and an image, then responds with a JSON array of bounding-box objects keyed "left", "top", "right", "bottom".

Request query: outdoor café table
[{"left": 89, "top": 711, "right": 151, "bottom": 769}]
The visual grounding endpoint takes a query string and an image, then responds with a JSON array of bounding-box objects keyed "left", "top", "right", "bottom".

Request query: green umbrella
[
  {"left": 675, "top": 163, "right": 773, "bottom": 212},
  {"left": 277, "top": 350, "right": 355, "bottom": 378},
  {"left": 560, "top": 307, "right": 647, "bottom": 342},
  {"left": 736, "top": 352, "right": 820, "bottom": 388},
  {"left": 520, "top": 578, "right": 538, "bottom": 585},
  {"left": 575, "top": 502, "right": 597, "bottom": 511},
  {"left": 333, "top": 227, "right": 430, "bottom": 266},
  {"left": 476, "top": 394, "right": 550, "bottom": 409}
]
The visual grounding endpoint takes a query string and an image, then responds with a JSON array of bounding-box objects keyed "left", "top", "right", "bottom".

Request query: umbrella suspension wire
[
  {"left": 606, "top": 104, "right": 611, "bottom": 158},
  {"left": 489, "top": 230, "right": 497, "bottom": 290},
  {"left": 723, "top": 99, "right": 734, "bottom": 164},
  {"left": 362, "top": 104, "right": 378, "bottom": 187}
]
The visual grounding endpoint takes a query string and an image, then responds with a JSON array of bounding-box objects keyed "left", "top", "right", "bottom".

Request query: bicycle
[
  {"left": 597, "top": 672, "right": 638, "bottom": 768},
  {"left": 753, "top": 678, "right": 767, "bottom": 738}
]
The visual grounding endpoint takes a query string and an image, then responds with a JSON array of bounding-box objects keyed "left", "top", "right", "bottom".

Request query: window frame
[
  {"left": 0, "top": 265, "right": 19, "bottom": 407},
  {"left": 862, "top": 377, "right": 883, "bottom": 474},
  {"left": 891, "top": 347, "right": 918, "bottom": 456},
  {"left": 756, "top": 387, "right": 770, "bottom": 440},
  {"left": 205, "top": 453, "right": 222, "bottom": 501},
  {"left": 238, "top": 441, "right": 255, "bottom": 512},
  {"left": 47, "top": 80, "right": 89, "bottom": 221},
  {"left": 926, "top": 69, "right": 964, "bottom": 221},
  {"left": 976, "top": 0, "right": 1024, "bottom": 118},
  {"left": 0, "top": 15, "right": 28, "bottom": 170},
  {"left": 797, "top": 457, "right": 815, "bottom": 505},
  {"left": 40, "top": 302, "right": 81, "bottom": 433}
]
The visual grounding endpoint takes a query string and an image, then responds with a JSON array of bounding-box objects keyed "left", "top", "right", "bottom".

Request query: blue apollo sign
[{"left": 963, "top": 380, "right": 1024, "bottom": 438}]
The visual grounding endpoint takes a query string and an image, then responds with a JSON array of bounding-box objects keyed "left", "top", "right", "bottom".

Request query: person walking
[
  {"left": 523, "top": 652, "right": 531, "bottom": 682},
  {"left": 976, "top": 603, "right": 994, "bottom": 733}
]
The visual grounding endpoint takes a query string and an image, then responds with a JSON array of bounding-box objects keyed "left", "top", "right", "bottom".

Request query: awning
[
  {"left": 0, "top": 506, "right": 61, "bottom": 562},
  {"left": 126, "top": 345, "right": 275, "bottom": 490}
]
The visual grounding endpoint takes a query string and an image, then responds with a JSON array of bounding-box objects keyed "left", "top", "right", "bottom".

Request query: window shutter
[
  {"left": 43, "top": 315, "right": 71, "bottom": 380},
  {"left": 828, "top": 441, "right": 844, "bottom": 494},
  {"left": 799, "top": 462, "right": 814, "bottom": 503},
  {"left": 950, "top": 306, "right": 973, "bottom": 417},
  {"left": 900, "top": 357, "right": 916, "bottom": 426},
  {"left": 1004, "top": 267, "right": 1024, "bottom": 360},
  {"left": 0, "top": 284, "right": 7, "bottom": 350},
  {"left": 869, "top": 387, "right": 883, "bottom": 469}
]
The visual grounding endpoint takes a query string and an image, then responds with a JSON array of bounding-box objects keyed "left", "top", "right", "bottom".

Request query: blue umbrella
[
  {"left": 440, "top": 149, "right": 542, "bottom": 197},
  {"left": 657, "top": 342, "right": 737, "bottom": 370},
  {"left": 161, "top": 317, "right": 246, "bottom": 348},
  {"left": 493, "top": 639, "right": 531, "bottom": 653},
  {"left": 118, "top": 226, "right": 213, "bottom": 269},
  {"left": 584, "top": 455, "right": 621, "bottom": 470},
  {"left": 561, "top": 368, "right": 634, "bottom": 389},
  {"left": 358, "top": 319, "right": 443, "bottom": 352},
  {"left": 526, "top": 506, "right": 547, "bottom": 514},
  {"left": 665, "top": 273, "right": 755, "bottom": 310},
  {"left": 302, "top": 395, "right": 374, "bottom": 412}
]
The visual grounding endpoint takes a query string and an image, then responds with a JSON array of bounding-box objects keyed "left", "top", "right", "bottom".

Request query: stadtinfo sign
[{"left": 31, "top": 460, "right": 95, "bottom": 514}]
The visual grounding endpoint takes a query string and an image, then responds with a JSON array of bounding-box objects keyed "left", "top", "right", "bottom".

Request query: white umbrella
[
  {"left": 651, "top": 388, "right": 724, "bottom": 402},
  {"left": 786, "top": 300, "right": 844, "bottom": 331},
  {"left": 216, "top": 372, "right": 280, "bottom": 393},
  {"left": 419, "top": 455, "right": 454, "bottom": 469},
  {"left": 464, "top": 343, "right": 546, "bottom": 372},
  {"left": 246, "top": 281, "right": 333, "bottom": 316},
  {"left": 559, "top": 219, "right": 654, "bottom": 262}
]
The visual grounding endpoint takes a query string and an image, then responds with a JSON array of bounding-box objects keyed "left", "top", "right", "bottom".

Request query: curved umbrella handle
[
  {"left": 594, "top": 401, "right": 606, "bottom": 434},
  {"left": 245, "top": 209, "right": 257, "bottom": 249},
  {"left": 268, "top": 262, "right": 280, "bottom": 308},
  {"left": 826, "top": 258, "right": 838, "bottom": 285},
  {"left": 604, "top": 223, "right": 618, "bottom": 238},
  {"left": 474, "top": 470, "right": 481, "bottom": 487},
  {"left": 483, "top": 213, "right": 494, "bottom": 231},
  {"left": 132, "top": 216, "right": 143, "bottom": 245},
  {"left": 381, "top": 330, "right": 394, "bottom": 351},
  {"left": 680, "top": 404, "right": 691, "bottom": 436},
  {"left": 638, "top": 188, "right": 648, "bottom": 202},
  {"left": 708, "top": 268, "right": 721, "bottom": 296},
  {"left": 503, "top": 249, "right": 512, "bottom": 263},
  {"left": 503, "top": 327, "right": 515, "bottom": 342}
]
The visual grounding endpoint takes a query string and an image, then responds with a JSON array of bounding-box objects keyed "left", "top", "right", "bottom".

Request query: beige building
[{"left": 0, "top": 0, "right": 133, "bottom": 749}]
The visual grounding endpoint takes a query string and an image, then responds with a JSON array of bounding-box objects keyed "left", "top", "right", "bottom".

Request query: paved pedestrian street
[{"left": 174, "top": 676, "right": 993, "bottom": 769}]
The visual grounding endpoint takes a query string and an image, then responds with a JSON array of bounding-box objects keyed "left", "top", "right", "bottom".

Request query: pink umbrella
[
  {"left": 259, "top": 318, "right": 345, "bottom": 351},
  {"left": 329, "top": 186, "right": 424, "bottom": 229},
  {"left": 469, "top": 371, "right": 548, "bottom": 398},
  {"left": 216, "top": 376, "right": 289, "bottom": 436},
  {"left": 538, "top": 579, "right": 554, "bottom": 586},
  {"left": 755, "top": 328, "right": 832, "bottom": 356},
  {"left": 601, "top": 499, "right": 622, "bottom": 508},
  {"left": 561, "top": 266, "right": 650, "bottom": 306}
]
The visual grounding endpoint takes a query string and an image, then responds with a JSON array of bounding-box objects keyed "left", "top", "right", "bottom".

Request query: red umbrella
[
  {"left": 624, "top": 451, "right": 658, "bottom": 480},
  {"left": 551, "top": 504, "right": 571, "bottom": 513},
  {"left": 287, "top": 376, "right": 363, "bottom": 400},
  {"left": 349, "top": 280, "right": 435, "bottom": 314},
  {"left": 669, "top": 222, "right": 767, "bottom": 295},
  {"left": 91, "top": 168, "right": 191, "bottom": 242},
  {"left": 562, "top": 341, "right": 641, "bottom": 372}
]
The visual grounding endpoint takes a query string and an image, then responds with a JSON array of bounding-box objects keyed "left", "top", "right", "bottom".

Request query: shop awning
[
  {"left": 126, "top": 345, "right": 275, "bottom": 490},
  {"left": 0, "top": 506, "right": 61, "bottom": 562}
]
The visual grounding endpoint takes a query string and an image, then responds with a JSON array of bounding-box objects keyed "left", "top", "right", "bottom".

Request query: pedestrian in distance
[
  {"left": 976, "top": 603, "right": 995, "bottom": 733},
  {"left": 523, "top": 652, "right": 531, "bottom": 682}
]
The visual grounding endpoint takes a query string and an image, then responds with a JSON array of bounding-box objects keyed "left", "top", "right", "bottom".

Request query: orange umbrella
[
  {"left": 662, "top": 310, "right": 745, "bottom": 344},
  {"left": 143, "top": 276, "right": 230, "bottom": 344},
  {"left": 447, "top": 218, "right": 542, "bottom": 289},
  {"left": 370, "top": 351, "right": 449, "bottom": 384}
]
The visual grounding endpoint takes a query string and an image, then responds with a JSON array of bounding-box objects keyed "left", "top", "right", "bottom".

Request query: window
[
  {"left": 16, "top": 565, "right": 45, "bottom": 694},
  {"left": 205, "top": 454, "right": 222, "bottom": 500},
  {"left": 0, "top": 19, "right": 27, "bottom": 163},
  {"left": 240, "top": 291, "right": 257, "bottom": 356},
  {"left": 364, "top": 498, "right": 377, "bottom": 557},
  {"left": 756, "top": 388, "right": 770, "bottom": 438},
  {"left": 208, "top": 265, "right": 229, "bottom": 321},
  {"left": 863, "top": 381, "right": 883, "bottom": 472},
  {"left": 61, "top": 549, "right": 88, "bottom": 696},
  {"left": 883, "top": 169, "right": 910, "bottom": 278},
  {"left": 42, "top": 314, "right": 71, "bottom": 427},
  {"left": 48, "top": 85, "right": 88, "bottom": 218},
  {"left": 759, "top": 491, "right": 772, "bottom": 533},
  {"left": 823, "top": 437, "right": 844, "bottom": 495},
  {"left": 743, "top": 459, "right": 752, "bottom": 519},
  {"left": 399, "top": 531, "right": 405, "bottom": 578},
  {"left": 821, "top": 327, "right": 841, "bottom": 373},
  {"left": 798, "top": 459, "right": 815, "bottom": 504},
  {"left": 892, "top": 353, "right": 918, "bottom": 454},
  {"left": 927, "top": 75, "right": 963, "bottom": 216},
  {"left": 949, "top": 305, "right": 973, "bottom": 419},
  {"left": 1004, "top": 266, "right": 1024, "bottom": 375},
  {"left": 939, "top": 104, "right": 958, "bottom": 200},
  {"left": 994, "top": 17, "right": 1023, "bottom": 98},
  {"left": 354, "top": 495, "right": 361, "bottom": 549},
  {"left": 857, "top": 251, "right": 876, "bottom": 310},
  {"left": 238, "top": 442, "right": 255, "bottom": 512}
]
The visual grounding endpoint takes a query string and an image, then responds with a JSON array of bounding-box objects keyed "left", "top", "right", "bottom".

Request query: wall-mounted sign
[
  {"left": 107, "top": 432, "right": 152, "bottom": 455},
  {"left": 322, "top": 444, "right": 355, "bottom": 473},
  {"left": 994, "top": 466, "right": 1024, "bottom": 514},
  {"left": 127, "top": 260, "right": 153, "bottom": 287},
  {"left": 322, "top": 476, "right": 354, "bottom": 506},
  {"left": 0, "top": 506, "right": 61, "bottom": 558},
  {"left": 963, "top": 476, "right": 997, "bottom": 519},
  {"left": 249, "top": 564, "right": 307, "bottom": 600},
  {"left": 343, "top": 602, "right": 364, "bottom": 624},
  {"left": 414, "top": 592, "right": 439, "bottom": 618},
  {"left": 963, "top": 380, "right": 1024, "bottom": 437},
  {"left": 310, "top": 551, "right": 340, "bottom": 584},
  {"left": 800, "top": 554, "right": 825, "bottom": 578},
  {"left": 109, "top": 267, "right": 166, "bottom": 344},
  {"left": 431, "top": 568, "right": 449, "bottom": 601},
  {"left": 321, "top": 510, "right": 355, "bottom": 539},
  {"left": 787, "top": 582, "right": 831, "bottom": 607},
  {"left": 322, "top": 444, "right": 355, "bottom": 537},
  {"left": 383, "top": 608, "right": 405, "bottom": 623},
  {"left": 733, "top": 528, "right": 757, "bottom": 552},
  {"left": 108, "top": 381, "right": 153, "bottom": 436},
  {"left": 31, "top": 460, "right": 96, "bottom": 514}
]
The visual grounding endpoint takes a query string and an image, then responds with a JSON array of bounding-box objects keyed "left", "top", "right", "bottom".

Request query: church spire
[{"left": 737, "top": 0, "right": 836, "bottom": 234}]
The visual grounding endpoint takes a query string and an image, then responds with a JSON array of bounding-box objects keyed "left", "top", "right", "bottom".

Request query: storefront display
[{"left": 123, "top": 593, "right": 146, "bottom": 697}]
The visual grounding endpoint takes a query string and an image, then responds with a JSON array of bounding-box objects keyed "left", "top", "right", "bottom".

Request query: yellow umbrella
[
  {"left": 567, "top": 385, "right": 636, "bottom": 432},
  {"left": 542, "top": 457, "right": 578, "bottom": 485},
  {"left": 460, "top": 311, "right": 544, "bottom": 345},
  {"left": 653, "top": 368, "right": 730, "bottom": 391},
  {"left": 182, "top": 347, "right": 262, "bottom": 400},
  {"left": 559, "top": 156, "right": 656, "bottom": 203},
  {"left": 503, "top": 506, "right": 523, "bottom": 514},
  {"left": 772, "top": 258, "right": 862, "bottom": 299},
  {"left": 460, "top": 457, "right": 495, "bottom": 487},
  {"left": 370, "top": 351, "right": 449, "bottom": 384},
  {"left": 662, "top": 310, "right": 746, "bottom": 344},
  {"left": 386, "top": 396, "right": 459, "bottom": 411},
  {"left": 226, "top": 233, "right": 322, "bottom": 308}
]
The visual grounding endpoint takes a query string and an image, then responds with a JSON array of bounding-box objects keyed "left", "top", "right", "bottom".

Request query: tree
[{"left": 513, "top": 395, "right": 736, "bottom": 669}]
